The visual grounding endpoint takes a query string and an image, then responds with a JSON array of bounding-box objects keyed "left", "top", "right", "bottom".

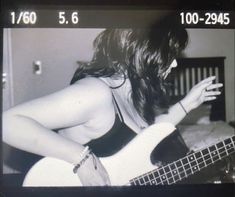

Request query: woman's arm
[
  {"left": 154, "top": 76, "right": 223, "bottom": 126},
  {"left": 3, "top": 77, "right": 112, "bottom": 185}
]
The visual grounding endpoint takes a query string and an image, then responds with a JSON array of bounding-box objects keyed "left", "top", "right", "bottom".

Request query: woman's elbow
[{"left": 2, "top": 110, "right": 20, "bottom": 144}]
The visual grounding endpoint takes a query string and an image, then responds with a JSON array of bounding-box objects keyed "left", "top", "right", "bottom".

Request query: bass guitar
[{"left": 23, "top": 122, "right": 235, "bottom": 186}]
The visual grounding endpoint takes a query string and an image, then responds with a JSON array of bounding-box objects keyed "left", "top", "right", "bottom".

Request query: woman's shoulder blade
[{"left": 71, "top": 77, "right": 113, "bottom": 104}]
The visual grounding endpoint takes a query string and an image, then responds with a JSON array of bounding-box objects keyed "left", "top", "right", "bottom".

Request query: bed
[{"left": 168, "top": 57, "right": 235, "bottom": 183}]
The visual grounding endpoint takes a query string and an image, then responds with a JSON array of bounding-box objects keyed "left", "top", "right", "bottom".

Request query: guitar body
[{"left": 23, "top": 123, "right": 175, "bottom": 186}]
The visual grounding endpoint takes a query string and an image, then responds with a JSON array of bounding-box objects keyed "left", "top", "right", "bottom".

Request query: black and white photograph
[{"left": 1, "top": 10, "right": 235, "bottom": 190}]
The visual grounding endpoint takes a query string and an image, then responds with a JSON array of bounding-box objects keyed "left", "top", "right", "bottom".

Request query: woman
[{"left": 3, "top": 15, "right": 223, "bottom": 186}]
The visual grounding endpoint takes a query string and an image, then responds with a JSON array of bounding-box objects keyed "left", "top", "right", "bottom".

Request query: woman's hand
[
  {"left": 180, "top": 76, "right": 223, "bottom": 112},
  {"left": 76, "top": 153, "right": 111, "bottom": 186}
]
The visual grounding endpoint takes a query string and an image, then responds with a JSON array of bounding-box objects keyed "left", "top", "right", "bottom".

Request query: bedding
[
  {"left": 170, "top": 57, "right": 235, "bottom": 183},
  {"left": 178, "top": 121, "right": 234, "bottom": 151}
]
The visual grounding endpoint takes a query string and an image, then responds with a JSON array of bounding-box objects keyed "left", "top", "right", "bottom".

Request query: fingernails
[{"left": 216, "top": 84, "right": 223, "bottom": 88}]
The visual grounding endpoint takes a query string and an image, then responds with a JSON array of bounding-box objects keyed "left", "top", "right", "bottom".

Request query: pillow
[{"left": 180, "top": 104, "right": 211, "bottom": 125}]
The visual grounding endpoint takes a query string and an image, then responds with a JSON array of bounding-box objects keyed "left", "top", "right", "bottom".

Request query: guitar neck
[{"left": 130, "top": 135, "right": 235, "bottom": 185}]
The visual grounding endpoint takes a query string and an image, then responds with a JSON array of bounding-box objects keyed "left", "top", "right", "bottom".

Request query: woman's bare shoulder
[
  {"left": 72, "top": 77, "right": 113, "bottom": 103},
  {"left": 4, "top": 77, "right": 113, "bottom": 129}
]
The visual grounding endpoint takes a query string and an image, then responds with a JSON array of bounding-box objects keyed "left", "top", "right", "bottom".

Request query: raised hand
[{"left": 180, "top": 76, "right": 223, "bottom": 113}]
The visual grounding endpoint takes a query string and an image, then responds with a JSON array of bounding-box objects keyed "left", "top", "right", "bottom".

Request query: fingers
[
  {"left": 199, "top": 80, "right": 214, "bottom": 92},
  {"left": 198, "top": 76, "right": 216, "bottom": 85},
  {"left": 199, "top": 77, "right": 223, "bottom": 103},
  {"left": 206, "top": 83, "right": 223, "bottom": 91},
  {"left": 196, "top": 76, "right": 223, "bottom": 93},
  {"left": 203, "top": 85, "right": 222, "bottom": 102},
  {"left": 204, "top": 96, "right": 217, "bottom": 102},
  {"left": 204, "top": 91, "right": 221, "bottom": 97},
  {"left": 204, "top": 91, "right": 219, "bottom": 102}
]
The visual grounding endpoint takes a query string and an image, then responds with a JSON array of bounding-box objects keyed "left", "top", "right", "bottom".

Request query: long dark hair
[{"left": 71, "top": 15, "right": 188, "bottom": 125}]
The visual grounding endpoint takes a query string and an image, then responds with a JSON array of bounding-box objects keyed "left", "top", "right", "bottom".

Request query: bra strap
[{"left": 112, "top": 95, "right": 124, "bottom": 123}]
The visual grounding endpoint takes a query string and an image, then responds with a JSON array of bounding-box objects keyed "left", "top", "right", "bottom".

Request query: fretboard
[{"left": 130, "top": 135, "right": 235, "bottom": 185}]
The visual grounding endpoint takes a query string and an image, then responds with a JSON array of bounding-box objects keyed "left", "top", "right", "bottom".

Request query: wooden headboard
[{"left": 167, "top": 57, "right": 226, "bottom": 121}]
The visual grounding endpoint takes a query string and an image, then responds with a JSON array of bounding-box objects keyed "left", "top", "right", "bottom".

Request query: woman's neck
[
  {"left": 100, "top": 77, "right": 148, "bottom": 130},
  {"left": 101, "top": 77, "right": 131, "bottom": 102}
]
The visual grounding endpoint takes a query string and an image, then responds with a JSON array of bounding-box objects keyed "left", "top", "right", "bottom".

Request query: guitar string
[
  {"left": 148, "top": 144, "right": 235, "bottom": 185},
  {"left": 130, "top": 143, "right": 233, "bottom": 185},
  {"left": 130, "top": 136, "right": 235, "bottom": 185},
  {"left": 132, "top": 145, "right": 235, "bottom": 185},
  {"left": 147, "top": 145, "right": 235, "bottom": 185},
  {"left": 130, "top": 140, "right": 235, "bottom": 185},
  {"left": 131, "top": 139, "right": 234, "bottom": 185},
  {"left": 130, "top": 137, "right": 235, "bottom": 185},
  {"left": 165, "top": 147, "right": 235, "bottom": 185},
  {"left": 150, "top": 139, "right": 235, "bottom": 185}
]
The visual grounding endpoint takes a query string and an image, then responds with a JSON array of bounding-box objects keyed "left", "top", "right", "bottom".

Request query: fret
[
  {"left": 188, "top": 154, "right": 199, "bottom": 173},
  {"left": 145, "top": 172, "right": 152, "bottom": 185},
  {"left": 148, "top": 172, "right": 154, "bottom": 184},
  {"left": 158, "top": 168, "right": 164, "bottom": 183},
  {"left": 162, "top": 167, "right": 170, "bottom": 184},
  {"left": 158, "top": 168, "right": 168, "bottom": 184},
  {"left": 220, "top": 141, "right": 228, "bottom": 157},
  {"left": 135, "top": 177, "right": 142, "bottom": 185},
  {"left": 227, "top": 144, "right": 234, "bottom": 154},
  {"left": 181, "top": 158, "right": 192, "bottom": 175},
  {"left": 208, "top": 147, "right": 215, "bottom": 164},
  {"left": 132, "top": 179, "right": 138, "bottom": 186},
  {"left": 216, "top": 142, "right": 226, "bottom": 158},
  {"left": 164, "top": 165, "right": 176, "bottom": 184},
  {"left": 142, "top": 174, "right": 150, "bottom": 185},
  {"left": 208, "top": 146, "right": 218, "bottom": 162},
  {"left": 193, "top": 153, "right": 200, "bottom": 170},
  {"left": 169, "top": 163, "right": 180, "bottom": 182},
  {"left": 186, "top": 156, "right": 195, "bottom": 174},
  {"left": 165, "top": 167, "right": 173, "bottom": 184},
  {"left": 199, "top": 150, "right": 207, "bottom": 167},
  {"left": 215, "top": 141, "right": 227, "bottom": 155},
  {"left": 195, "top": 151, "right": 205, "bottom": 169},
  {"left": 225, "top": 138, "right": 235, "bottom": 154},
  {"left": 173, "top": 162, "right": 182, "bottom": 181},
  {"left": 164, "top": 166, "right": 175, "bottom": 184},
  {"left": 202, "top": 148, "right": 213, "bottom": 165},
  {"left": 134, "top": 178, "right": 141, "bottom": 185},
  {"left": 130, "top": 178, "right": 136, "bottom": 185},
  {"left": 148, "top": 172, "right": 158, "bottom": 185},
  {"left": 214, "top": 144, "right": 221, "bottom": 160},
  {"left": 129, "top": 179, "right": 135, "bottom": 185},
  {"left": 139, "top": 177, "right": 145, "bottom": 185},
  {"left": 231, "top": 136, "right": 235, "bottom": 148},
  {"left": 175, "top": 160, "right": 187, "bottom": 178},
  {"left": 153, "top": 170, "right": 163, "bottom": 185}
]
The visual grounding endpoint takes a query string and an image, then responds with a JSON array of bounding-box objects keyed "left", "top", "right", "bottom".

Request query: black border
[
  {"left": 1, "top": 0, "right": 235, "bottom": 197},
  {"left": 1, "top": 0, "right": 235, "bottom": 10}
]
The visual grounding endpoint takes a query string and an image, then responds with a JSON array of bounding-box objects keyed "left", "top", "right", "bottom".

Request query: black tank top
[
  {"left": 86, "top": 95, "right": 189, "bottom": 164},
  {"left": 85, "top": 95, "right": 136, "bottom": 157}
]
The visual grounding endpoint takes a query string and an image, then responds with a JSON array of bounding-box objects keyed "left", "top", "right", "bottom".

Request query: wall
[
  {"left": 184, "top": 29, "right": 235, "bottom": 122},
  {"left": 10, "top": 28, "right": 104, "bottom": 106}
]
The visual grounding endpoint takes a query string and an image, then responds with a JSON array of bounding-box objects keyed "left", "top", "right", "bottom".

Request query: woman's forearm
[
  {"left": 155, "top": 76, "right": 223, "bottom": 126},
  {"left": 154, "top": 100, "right": 188, "bottom": 126},
  {"left": 3, "top": 113, "right": 85, "bottom": 165}
]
